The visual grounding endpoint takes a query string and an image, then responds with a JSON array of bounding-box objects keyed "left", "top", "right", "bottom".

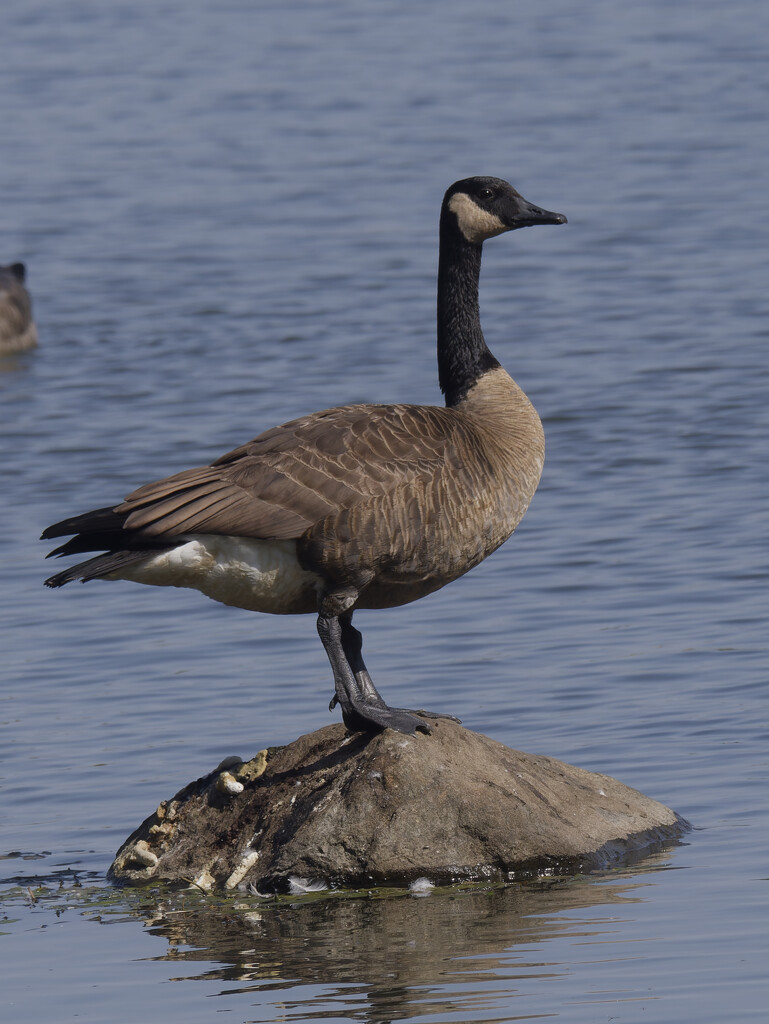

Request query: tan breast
[{"left": 300, "top": 367, "right": 545, "bottom": 609}]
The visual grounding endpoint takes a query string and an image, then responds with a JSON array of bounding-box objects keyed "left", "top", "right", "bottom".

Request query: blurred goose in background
[
  {"left": 0, "top": 263, "right": 37, "bottom": 354},
  {"left": 42, "top": 176, "right": 566, "bottom": 736}
]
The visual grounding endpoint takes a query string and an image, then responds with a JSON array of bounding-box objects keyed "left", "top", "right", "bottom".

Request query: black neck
[{"left": 437, "top": 218, "right": 500, "bottom": 407}]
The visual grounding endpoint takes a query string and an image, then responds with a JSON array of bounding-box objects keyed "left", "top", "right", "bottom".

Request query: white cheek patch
[{"left": 448, "top": 192, "right": 508, "bottom": 244}]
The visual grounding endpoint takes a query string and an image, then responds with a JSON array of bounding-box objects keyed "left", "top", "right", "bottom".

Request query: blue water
[{"left": 2, "top": 0, "right": 768, "bottom": 1021}]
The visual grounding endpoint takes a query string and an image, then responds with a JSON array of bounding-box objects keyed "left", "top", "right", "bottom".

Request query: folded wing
[{"left": 43, "top": 403, "right": 456, "bottom": 561}]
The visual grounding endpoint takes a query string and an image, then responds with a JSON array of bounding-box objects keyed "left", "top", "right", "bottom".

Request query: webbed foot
[
  {"left": 343, "top": 699, "right": 434, "bottom": 736},
  {"left": 318, "top": 606, "right": 460, "bottom": 736},
  {"left": 329, "top": 690, "right": 460, "bottom": 735}
]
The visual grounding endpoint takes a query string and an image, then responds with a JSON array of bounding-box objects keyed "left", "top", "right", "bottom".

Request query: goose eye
[{"left": 478, "top": 187, "right": 495, "bottom": 200}]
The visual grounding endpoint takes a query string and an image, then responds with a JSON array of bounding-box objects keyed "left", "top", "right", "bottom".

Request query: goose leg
[
  {"left": 317, "top": 611, "right": 434, "bottom": 735},
  {"left": 339, "top": 612, "right": 461, "bottom": 730},
  {"left": 338, "top": 614, "right": 389, "bottom": 705}
]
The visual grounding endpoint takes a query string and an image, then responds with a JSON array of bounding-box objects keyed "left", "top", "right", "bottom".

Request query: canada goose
[
  {"left": 42, "top": 177, "right": 566, "bottom": 735},
  {"left": 0, "top": 263, "right": 37, "bottom": 354}
]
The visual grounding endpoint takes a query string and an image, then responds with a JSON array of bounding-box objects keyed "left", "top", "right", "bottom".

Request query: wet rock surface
[{"left": 109, "top": 721, "right": 687, "bottom": 892}]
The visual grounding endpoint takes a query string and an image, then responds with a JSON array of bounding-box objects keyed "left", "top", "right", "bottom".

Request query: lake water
[{"left": 2, "top": 0, "right": 768, "bottom": 1021}]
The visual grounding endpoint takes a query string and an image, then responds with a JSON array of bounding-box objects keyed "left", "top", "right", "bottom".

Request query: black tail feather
[
  {"left": 44, "top": 549, "right": 158, "bottom": 588},
  {"left": 40, "top": 506, "right": 123, "bottom": 541},
  {"left": 44, "top": 530, "right": 173, "bottom": 560},
  {"left": 42, "top": 503, "right": 177, "bottom": 586}
]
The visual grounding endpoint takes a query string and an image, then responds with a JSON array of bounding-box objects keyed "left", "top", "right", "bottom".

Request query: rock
[{"left": 108, "top": 721, "right": 687, "bottom": 891}]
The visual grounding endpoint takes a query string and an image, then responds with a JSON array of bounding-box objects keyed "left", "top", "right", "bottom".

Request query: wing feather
[{"left": 44, "top": 403, "right": 460, "bottom": 555}]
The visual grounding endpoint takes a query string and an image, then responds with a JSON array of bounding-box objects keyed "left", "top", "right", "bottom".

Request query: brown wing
[{"left": 114, "top": 403, "right": 457, "bottom": 541}]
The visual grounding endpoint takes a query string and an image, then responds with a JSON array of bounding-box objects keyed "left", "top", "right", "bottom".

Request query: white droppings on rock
[
  {"left": 216, "top": 771, "right": 245, "bottom": 796},
  {"left": 192, "top": 869, "right": 215, "bottom": 891},
  {"left": 225, "top": 850, "right": 260, "bottom": 889},
  {"left": 130, "top": 840, "right": 158, "bottom": 869}
]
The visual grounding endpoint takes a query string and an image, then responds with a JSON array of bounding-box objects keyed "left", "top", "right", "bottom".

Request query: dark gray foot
[
  {"left": 343, "top": 698, "right": 434, "bottom": 736},
  {"left": 318, "top": 607, "right": 460, "bottom": 736},
  {"left": 328, "top": 690, "right": 436, "bottom": 735}
]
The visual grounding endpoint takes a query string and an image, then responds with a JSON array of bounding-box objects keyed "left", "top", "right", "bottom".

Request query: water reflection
[{"left": 125, "top": 850, "right": 680, "bottom": 1023}]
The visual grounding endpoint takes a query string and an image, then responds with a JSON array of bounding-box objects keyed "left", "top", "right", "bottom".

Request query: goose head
[{"left": 443, "top": 176, "right": 567, "bottom": 246}]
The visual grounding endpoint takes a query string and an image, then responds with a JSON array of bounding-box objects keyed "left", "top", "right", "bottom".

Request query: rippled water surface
[{"left": 2, "top": 1, "right": 768, "bottom": 1021}]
